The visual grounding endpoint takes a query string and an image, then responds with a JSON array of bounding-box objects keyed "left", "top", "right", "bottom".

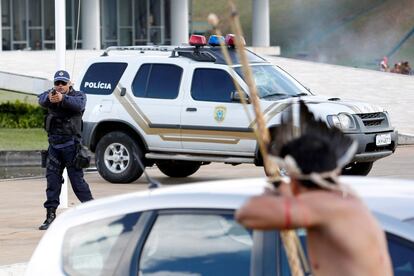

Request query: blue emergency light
[{"left": 208, "top": 35, "right": 225, "bottom": 46}]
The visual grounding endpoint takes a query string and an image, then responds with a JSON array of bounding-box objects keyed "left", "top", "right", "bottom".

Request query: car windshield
[{"left": 234, "top": 65, "right": 310, "bottom": 99}]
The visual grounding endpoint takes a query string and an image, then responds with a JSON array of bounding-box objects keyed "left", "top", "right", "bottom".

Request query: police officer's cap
[{"left": 54, "top": 70, "right": 70, "bottom": 83}]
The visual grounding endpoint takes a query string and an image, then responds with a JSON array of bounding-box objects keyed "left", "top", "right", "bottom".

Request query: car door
[
  {"left": 180, "top": 66, "right": 257, "bottom": 155},
  {"left": 386, "top": 233, "right": 414, "bottom": 275},
  {"left": 61, "top": 212, "right": 142, "bottom": 276},
  {"left": 133, "top": 209, "right": 254, "bottom": 276},
  {"left": 119, "top": 61, "right": 186, "bottom": 151}
]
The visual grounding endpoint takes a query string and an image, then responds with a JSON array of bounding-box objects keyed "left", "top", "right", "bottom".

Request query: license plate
[{"left": 376, "top": 133, "right": 391, "bottom": 146}]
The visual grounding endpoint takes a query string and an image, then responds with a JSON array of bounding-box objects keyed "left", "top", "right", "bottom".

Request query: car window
[
  {"left": 132, "top": 63, "right": 182, "bottom": 99},
  {"left": 387, "top": 233, "right": 414, "bottom": 276},
  {"left": 138, "top": 213, "right": 252, "bottom": 276},
  {"left": 280, "top": 231, "right": 414, "bottom": 276},
  {"left": 81, "top": 62, "right": 128, "bottom": 95},
  {"left": 191, "top": 68, "right": 236, "bottom": 102},
  {"left": 62, "top": 212, "right": 141, "bottom": 276},
  {"left": 234, "top": 65, "right": 309, "bottom": 99},
  {"left": 280, "top": 229, "right": 311, "bottom": 276}
]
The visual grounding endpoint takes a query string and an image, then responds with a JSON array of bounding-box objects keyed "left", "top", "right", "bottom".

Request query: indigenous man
[{"left": 236, "top": 101, "right": 393, "bottom": 276}]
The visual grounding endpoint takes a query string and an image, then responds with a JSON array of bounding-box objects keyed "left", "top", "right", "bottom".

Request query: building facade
[{"left": 1, "top": 0, "right": 268, "bottom": 51}]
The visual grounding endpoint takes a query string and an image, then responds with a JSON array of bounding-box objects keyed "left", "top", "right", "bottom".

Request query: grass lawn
[
  {"left": 0, "top": 91, "right": 45, "bottom": 151},
  {"left": 0, "top": 128, "right": 48, "bottom": 151}
]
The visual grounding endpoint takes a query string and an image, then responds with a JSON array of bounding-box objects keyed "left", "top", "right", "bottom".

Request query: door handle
[{"left": 186, "top": 107, "right": 197, "bottom": 112}]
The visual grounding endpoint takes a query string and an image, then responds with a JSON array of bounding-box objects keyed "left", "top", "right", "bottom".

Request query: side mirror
[
  {"left": 120, "top": 87, "right": 126, "bottom": 96},
  {"left": 231, "top": 91, "right": 250, "bottom": 104}
]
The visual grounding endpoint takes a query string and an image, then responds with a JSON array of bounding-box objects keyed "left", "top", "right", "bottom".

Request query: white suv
[{"left": 76, "top": 35, "right": 397, "bottom": 183}]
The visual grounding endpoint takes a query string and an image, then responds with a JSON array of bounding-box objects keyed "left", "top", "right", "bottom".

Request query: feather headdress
[{"left": 268, "top": 100, "right": 358, "bottom": 193}]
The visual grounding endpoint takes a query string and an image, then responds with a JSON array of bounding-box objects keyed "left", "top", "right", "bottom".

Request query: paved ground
[
  {"left": 2, "top": 50, "right": 414, "bottom": 134},
  {"left": 0, "top": 163, "right": 265, "bottom": 267},
  {"left": 1, "top": 145, "right": 414, "bottom": 273}
]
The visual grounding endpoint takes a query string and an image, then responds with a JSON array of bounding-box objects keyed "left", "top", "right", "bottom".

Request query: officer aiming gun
[{"left": 37, "top": 70, "right": 94, "bottom": 230}]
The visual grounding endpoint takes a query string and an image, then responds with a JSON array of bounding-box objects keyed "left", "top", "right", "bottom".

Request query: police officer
[{"left": 38, "top": 70, "right": 93, "bottom": 230}]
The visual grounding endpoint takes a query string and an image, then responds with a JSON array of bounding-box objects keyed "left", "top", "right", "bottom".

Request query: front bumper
[{"left": 348, "top": 130, "right": 398, "bottom": 162}]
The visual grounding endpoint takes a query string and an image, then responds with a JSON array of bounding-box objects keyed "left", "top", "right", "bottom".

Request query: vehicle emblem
[{"left": 214, "top": 106, "right": 226, "bottom": 122}]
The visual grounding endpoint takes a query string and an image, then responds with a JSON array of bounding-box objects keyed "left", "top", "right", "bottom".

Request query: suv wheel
[
  {"left": 156, "top": 160, "right": 201, "bottom": 177},
  {"left": 342, "top": 161, "right": 373, "bottom": 176},
  {"left": 96, "top": 131, "right": 144, "bottom": 183}
]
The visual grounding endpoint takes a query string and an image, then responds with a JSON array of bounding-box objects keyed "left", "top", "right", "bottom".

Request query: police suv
[{"left": 76, "top": 35, "right": 397, "bottom": 183}]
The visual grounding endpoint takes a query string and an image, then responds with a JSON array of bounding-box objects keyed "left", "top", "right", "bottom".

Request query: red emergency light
[
  {"left": 225, "top": 34, "right": 246, "bottom": 47},
  {"left": 189, "top": 35, "right": 207, "bottom": 47}
]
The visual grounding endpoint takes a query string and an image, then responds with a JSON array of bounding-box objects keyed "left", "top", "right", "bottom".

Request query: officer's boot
[{"left": 38, "top": 208, "right": 56, "bottom": 230}]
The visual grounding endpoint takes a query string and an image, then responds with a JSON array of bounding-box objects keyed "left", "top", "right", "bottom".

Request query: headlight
[{"left": 328, "top": 113, "right": 356, "bottom": 130}]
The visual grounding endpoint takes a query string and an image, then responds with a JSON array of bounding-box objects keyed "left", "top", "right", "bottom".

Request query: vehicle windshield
[{"left": 234, "top": 65, "right": 310, "bottom": 100}]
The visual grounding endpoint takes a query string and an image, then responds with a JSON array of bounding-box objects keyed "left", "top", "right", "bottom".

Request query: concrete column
[
  {"left": 82, "top": 0, "right": 101, "bottom": 50},
  {"left": 252, "top": 0, "right": 270, "bottom": 47},
  {"left": 55, "top": 0, "right": 66, "bottom": 69},
  {"left": 170, "top": 0, "right": 189, "bottom": 45},
  {"left": 55, "top": 0, "right": 68, "bottom": 209}
]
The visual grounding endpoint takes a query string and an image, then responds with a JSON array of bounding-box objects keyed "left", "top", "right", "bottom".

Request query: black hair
[{"left": 279, "top": 134, "right": 337, "bottom": 188}]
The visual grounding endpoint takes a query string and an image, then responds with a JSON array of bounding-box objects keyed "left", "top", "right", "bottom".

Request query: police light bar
[
  {"left": 208, "top": 35, "right": 225, "bottom": 46},
  {"left": 189, "top": 35, "right": 207, "bottom": 47},
  {"left": 225, "top": 34, "right": 246, "bottom": 47}
]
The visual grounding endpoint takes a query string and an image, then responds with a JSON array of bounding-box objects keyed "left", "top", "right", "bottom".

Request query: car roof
[
  {"left": 95, "top": 46, "right": 268, "bottom": 65},
  {"left": 59, "top": 176, "right": 414, "bottom": 224},
  {"left": 343, "top": 176, "right": 414, "bottom": 222}
]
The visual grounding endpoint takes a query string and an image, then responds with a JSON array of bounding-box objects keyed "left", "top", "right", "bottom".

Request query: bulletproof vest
[{"left": 44, "top": 108, "right": 83, "bottom": 138}]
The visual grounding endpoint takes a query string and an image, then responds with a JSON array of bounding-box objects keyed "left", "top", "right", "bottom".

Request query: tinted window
[
  {"left": 280, "top": 231, "right": 414, "bottom": 276},
  {"left": 280, "top": 229, "right": 310, "bottom": 276},
  {"left": 191, "top": 69, "right": 236, "bottom": 102},
  {"left": 139, "top": 213, "right": 252, "bottom": 276},
  {"left": 132, "top": 64, "right": 182, "bottom": 99},
  {"left": 387, "top": 234, "right": 414, "bottom": 276},
  {"left": 62, "top": 212, "right": 140, "bottom": 276},
  {"left": 132, "top": 64, "right": 150, "bottom": 97},
  {"left": 81, "top": 62, "right": 127, "bottom": 95}
]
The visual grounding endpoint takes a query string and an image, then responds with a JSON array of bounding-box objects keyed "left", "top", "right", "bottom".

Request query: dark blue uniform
[{"left": 38, "top": 87, "right": 93, "bottom": 209}]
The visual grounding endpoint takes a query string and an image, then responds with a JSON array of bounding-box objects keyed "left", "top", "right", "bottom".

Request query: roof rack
[
  {"left": 101, "top": 45, "right": 176, "bottom": 56},
  {"left": 172, "top": 47, "right": 216, "bottom": 62},
  {"left": 101, "top": 45, "right": 217, "bottom": 63}
]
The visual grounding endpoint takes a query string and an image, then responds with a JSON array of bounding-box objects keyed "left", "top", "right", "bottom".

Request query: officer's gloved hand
[{"left": 49, "top": 90, "right": 63, "bottom": 103}]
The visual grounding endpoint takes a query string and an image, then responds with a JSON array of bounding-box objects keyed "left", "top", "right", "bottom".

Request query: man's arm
[
  {"left": 235, "top": 194, "right": 321, "bottom": 230},
  {"left": 61, "top": 91, "right": 86, "bottom": 112},
  {"left": 38, "top": 90, "right": 52, "bottom": 108}
]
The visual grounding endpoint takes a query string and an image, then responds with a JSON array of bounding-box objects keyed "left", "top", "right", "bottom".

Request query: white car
[
  {"left": 76, "top": 35, "right": 397, "bottom": 183},
  {"left": 26, "top": 176, "right": 414, "bottom": 276}
]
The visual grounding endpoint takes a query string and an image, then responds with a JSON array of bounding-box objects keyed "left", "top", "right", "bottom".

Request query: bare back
[
  {"left": 236, "top": 189, "right": 393, "bottom": 276},
  {"left": 301, "top": 191, "right": 393, "bottom": 276}
]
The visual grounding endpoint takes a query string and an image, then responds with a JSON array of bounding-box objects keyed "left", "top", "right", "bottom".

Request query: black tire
[
  {"left": 95, "top": 131, "right": 144, "bottom": 183},
  {"left": 342, "top": 162, "right": 373, "bottom": 176},
  {"left": 156, "top": 160, "right": 201, "bottom": 178}
]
